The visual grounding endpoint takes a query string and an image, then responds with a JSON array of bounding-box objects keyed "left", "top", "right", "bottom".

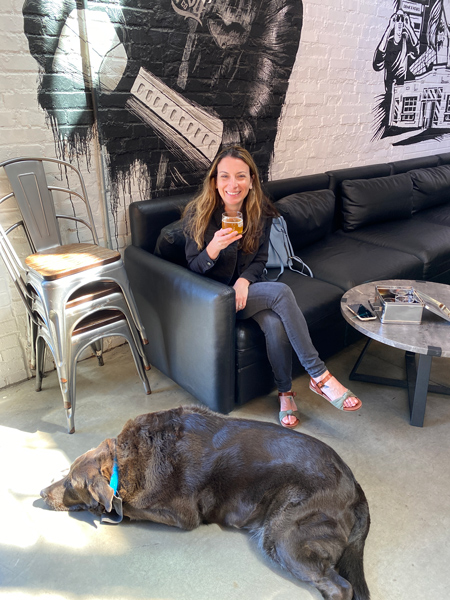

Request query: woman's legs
[
  {"left": 238, "top": 281, "right": 323, "bottom": 426},
  {"left": 239, "top": 282, "right": 326, "bottom": 380},
  {"left": 251, "top": 310, "right": 297, "bottom": 427},
  {"left": 238, "top": 282, "right": 360, "bottom": 412},
  {"left": 251, "top": 309, "right": 292, "bottom": 393}
]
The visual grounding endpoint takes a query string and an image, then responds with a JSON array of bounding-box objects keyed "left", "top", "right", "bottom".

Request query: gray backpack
[{"left": 264, "top": 216, "right": 313, "bottom": 281}]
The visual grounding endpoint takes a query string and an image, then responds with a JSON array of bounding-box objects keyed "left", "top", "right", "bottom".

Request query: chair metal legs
[{"left": 35, "top": 311, "right": 151, "bottom": 433}]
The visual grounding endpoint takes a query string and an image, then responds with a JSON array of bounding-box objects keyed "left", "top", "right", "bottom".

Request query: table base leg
[{"left": 349, "top": 340, "right": 450, "bottom": 427}]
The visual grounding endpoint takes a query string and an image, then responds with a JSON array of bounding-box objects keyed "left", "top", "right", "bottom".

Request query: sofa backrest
[
  {"left": 340, "top": 173, "right": 413, "bottom": 232},
  {"left": 274, "top": 189, "right": 335, "bottom": 252},
  {"left": 264, "top": 173, "right": 330, "bottom": 201},
  {"left": 409, "top": 164, "right": 450, "bottom": 213},
  {"left": 129, "top": 194, "right": 192, "bottom": 253},
  {"left": 389, "top": 155, "right": 439, "bottom": 174},
  {"left": 326, "top": 163, "right": 392, "bottom": 229},
  {"left": 437, "top": 152, "right": 450, "bottom": 166}
]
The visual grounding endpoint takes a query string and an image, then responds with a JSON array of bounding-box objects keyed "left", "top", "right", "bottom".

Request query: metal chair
[
  {"left": 0, "top": 222, "right": 151, "bottom": 432},
  {"left": 0, "top": 156, "right": 152, "bottom": 430},
  {"left": 0, "top": 157, "right": 148, "bottom": 363}
]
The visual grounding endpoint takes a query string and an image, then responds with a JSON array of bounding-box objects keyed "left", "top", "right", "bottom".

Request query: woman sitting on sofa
[{"left": 183, "top": 145, "right": 361, "bottom": 427}]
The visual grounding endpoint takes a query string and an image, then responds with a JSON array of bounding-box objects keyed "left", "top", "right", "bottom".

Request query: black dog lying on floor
[{"left": 41, "top": 406, "right": 370, "bottom": 600}]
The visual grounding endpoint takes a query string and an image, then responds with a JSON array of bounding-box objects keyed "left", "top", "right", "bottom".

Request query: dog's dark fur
[{"left": 41, "top": 406, "right": 370, "bottom": 600}]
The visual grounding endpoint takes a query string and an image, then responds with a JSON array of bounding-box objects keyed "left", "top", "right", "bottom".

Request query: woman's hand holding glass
[{"left": 206, "top": 227, "right": 242, "bottom": 260}]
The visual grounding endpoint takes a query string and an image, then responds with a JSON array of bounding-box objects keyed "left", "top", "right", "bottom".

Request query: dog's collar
[
  {"left": 102, "top": 440, "right": 123, "bottom": 525},
  {"left": 109, "top": 452, "right": 119, "bottom": 495}
]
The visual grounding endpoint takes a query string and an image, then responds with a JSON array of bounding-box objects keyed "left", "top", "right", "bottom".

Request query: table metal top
[{"left": 341, "top": 280, "right": 450, "bottom": 357}]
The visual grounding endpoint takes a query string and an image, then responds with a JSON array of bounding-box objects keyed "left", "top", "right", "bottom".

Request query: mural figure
[
  {"left": 23, "top": 0, "right": 303, "bottom": 233},
  {"left": 373, "top": 9, "right": 419, "bottom": 91},
  {"left": 373, "top": 0, "right": 450, "bottom": 143}
]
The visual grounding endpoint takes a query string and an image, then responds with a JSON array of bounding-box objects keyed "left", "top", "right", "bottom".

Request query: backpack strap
[
  {"left": 289, "top": 255, "right": 314, "bottom": 278},
  {"left": 264, "top": 245, "right": 284, "bottom": 281}
]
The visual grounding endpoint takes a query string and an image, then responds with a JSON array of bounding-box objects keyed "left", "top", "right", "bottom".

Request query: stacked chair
[{"left": 0, "top": 157, "right": 151, "bottom": 433}]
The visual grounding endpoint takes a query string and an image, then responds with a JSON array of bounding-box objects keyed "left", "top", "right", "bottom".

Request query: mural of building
[{"left": 390, "top": 66, "right": 450, "bottom": 129}]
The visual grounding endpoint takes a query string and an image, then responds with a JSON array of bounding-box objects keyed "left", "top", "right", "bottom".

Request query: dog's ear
[{"left": 88, "top": 478, "right": 114, "bottom": 513}]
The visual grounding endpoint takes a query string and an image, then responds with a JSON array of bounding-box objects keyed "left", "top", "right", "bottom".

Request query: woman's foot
[
  {"left": 309, "top": 371, "right": 362, "bottom": 411},
  {"left": 278, "top": 391, "right": 300, "bottom": 428}
]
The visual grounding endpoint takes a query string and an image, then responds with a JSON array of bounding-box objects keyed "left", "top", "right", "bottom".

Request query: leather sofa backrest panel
[
  {"left": 275, "top": 189, "right": 335, "bottom": 252},
  {"left": 154, "top": 219, "right": 187, "bottom": 267},
  {"left": 341, "top": 173, "right": 413, "bottom": 232},
  {"left": 389, "top": 155, "right": 439, "bottom": 174},
  {"left": 438, "top": 152, "right": 450, "bottom": 165},
  {"left": 326, "top": 163, "right": 392, "bottom": 229},
  {"left": 327, "top": 163, "right": 392, "bottom": 193},
  {"left": 264, "top": 173, "right": 330, "bottom": 202},
  {"left": 129, "top": 194, "right": 193, "bottom": 253},
  {"left": 410, "top": 165, "right": 450, "bottom": 212}
]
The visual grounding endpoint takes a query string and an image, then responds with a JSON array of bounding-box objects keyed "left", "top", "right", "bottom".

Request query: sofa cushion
[
  {"left": 409, "top": 165, "right": 450, "bottom": 212},
  {"left": 154, "top": 219, "right": 188, "bottom": 267},
  {"left": 412, "top": 203, "right": 450, "bottom": 228},
  {"left": 345, "top": 219, "right": 450, "bottom": 280},
  {"left": 275, "top": 189, "right": 335, "bottom": 251},
  {"left": 300, "top": 232, "right": 423, "bottom": 291},
  {"left": 341, "top": 173, "right": 413, "bottom": 232}
]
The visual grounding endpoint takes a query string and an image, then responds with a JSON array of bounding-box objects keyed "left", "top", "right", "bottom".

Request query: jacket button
[{"left": 207, "top": 261, "right": 211, "bottom": 266}]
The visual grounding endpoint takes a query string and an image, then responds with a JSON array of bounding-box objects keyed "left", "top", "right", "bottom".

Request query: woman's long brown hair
[{"left": 183, "top": 146, "right": 277, "bottom": 253}]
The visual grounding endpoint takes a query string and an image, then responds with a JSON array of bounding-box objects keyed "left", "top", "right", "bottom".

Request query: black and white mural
[
  {"left": 23, "top": 0, "right": 303, "bottom": 215},
  {"left": 373, "top": 0, "right": 450, "bottom": 144}
]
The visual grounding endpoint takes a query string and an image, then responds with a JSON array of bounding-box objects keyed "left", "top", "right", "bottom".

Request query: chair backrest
[
  {"left": 0, "top": 222, "right": 37, "bottom": 322},
  {"left": 3, "top": 159, "right": 61, "bottom": 251},
  {"left": 1, "top": 157, "right": 98, "bottom": 253}
]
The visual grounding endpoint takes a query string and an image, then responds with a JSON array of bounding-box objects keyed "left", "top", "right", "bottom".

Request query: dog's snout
[{"left": 40, "top": 488, "right": 48, "bottom": 500}]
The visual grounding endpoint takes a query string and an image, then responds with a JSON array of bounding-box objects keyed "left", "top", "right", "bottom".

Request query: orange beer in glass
[{"left": 222, "top": 211, "right": 243, "bottom": 234}]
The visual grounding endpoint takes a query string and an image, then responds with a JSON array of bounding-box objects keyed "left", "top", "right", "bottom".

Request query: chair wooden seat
[
  {"left": 25, "top": 243, "right": 121, "bottom": 280},
  {"left": 73, "top": 309, "right": 124, "bottom": 335},
  {"left": 66, "top": 281, "right": 122, "bottom": 309}
]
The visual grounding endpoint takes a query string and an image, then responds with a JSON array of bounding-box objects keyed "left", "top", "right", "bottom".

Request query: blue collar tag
[
  {"left": 102, "top": 451, "right": 123, "bottom": 524},
  {"left": 109, "top": 455, "right": 119, "bottom": 495}
]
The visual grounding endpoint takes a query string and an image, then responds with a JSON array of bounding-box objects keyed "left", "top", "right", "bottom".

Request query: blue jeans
[{"left": 237, "top": 282, "right": 326, "bottom": 393}]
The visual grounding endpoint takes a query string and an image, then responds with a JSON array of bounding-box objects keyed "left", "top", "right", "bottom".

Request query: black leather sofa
[{"left": 125, "top": 153, "right": 450, "bottom": 414}]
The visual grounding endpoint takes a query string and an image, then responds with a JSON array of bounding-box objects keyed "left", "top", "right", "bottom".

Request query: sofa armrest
[{"left": 124, "top": 245, "right": 237, "bottom": 413}]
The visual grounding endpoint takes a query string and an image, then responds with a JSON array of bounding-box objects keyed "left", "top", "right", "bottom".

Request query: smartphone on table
[{"left": 347, "top": 303, "right": 377, "bottom": 321}]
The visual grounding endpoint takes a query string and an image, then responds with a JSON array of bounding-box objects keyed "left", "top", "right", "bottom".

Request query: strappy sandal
[
  {"left": 309, "top": 373, "right": 362, "bottom": 412},
  {"left": 278, "top": 391, "right": 300, "bottom": 428}
]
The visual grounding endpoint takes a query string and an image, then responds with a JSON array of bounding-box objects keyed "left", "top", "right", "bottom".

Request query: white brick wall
[{"left": 1, "top": 0, "right": 450, "bottom": 389}]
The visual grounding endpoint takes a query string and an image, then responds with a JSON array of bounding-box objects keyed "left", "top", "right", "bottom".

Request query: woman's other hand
[
  {"left": 234, "top": 277, "right": 250, "bottom": 312},
  {"left": 206, "top": 227, "right": 242, "bottom": 260}
]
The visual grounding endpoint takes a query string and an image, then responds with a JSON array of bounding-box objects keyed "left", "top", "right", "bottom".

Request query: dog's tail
[{"left": 337, "top": 483, "right": 371, "bottom": 600}]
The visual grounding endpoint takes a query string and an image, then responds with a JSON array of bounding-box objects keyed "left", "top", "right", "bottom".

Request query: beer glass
[{"left": 222, "top": 211, "right": 243, "bottom": 234}]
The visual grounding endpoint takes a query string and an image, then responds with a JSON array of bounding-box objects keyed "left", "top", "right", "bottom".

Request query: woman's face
[{"left": 215, "top": 156, "right": 253, "bottom": 212}]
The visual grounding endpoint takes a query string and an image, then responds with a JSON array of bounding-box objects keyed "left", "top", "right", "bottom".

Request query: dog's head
[{"left": 40, "top": 439, "right": 115, "bottom": 513}]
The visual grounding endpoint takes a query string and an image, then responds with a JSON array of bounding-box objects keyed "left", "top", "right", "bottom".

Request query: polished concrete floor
[{"left": 1, "top": 338, "right": 450, "bottom": 600}]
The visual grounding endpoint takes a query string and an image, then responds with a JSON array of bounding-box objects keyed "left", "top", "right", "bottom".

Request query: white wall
[{"left": 1, "top": 0, "right": 449, "bottom": 388}]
